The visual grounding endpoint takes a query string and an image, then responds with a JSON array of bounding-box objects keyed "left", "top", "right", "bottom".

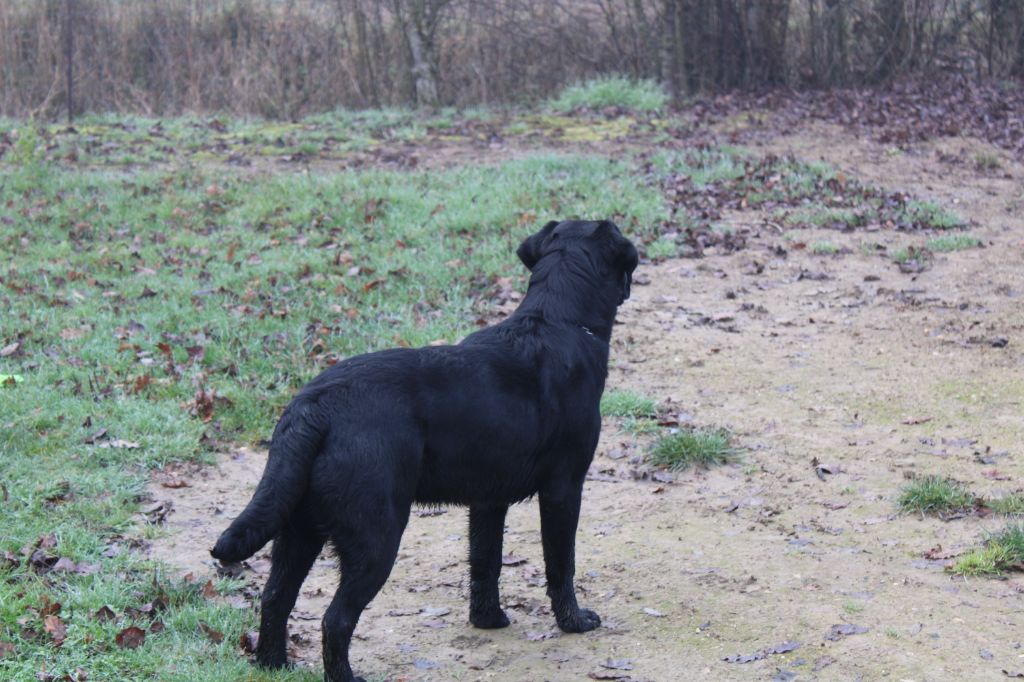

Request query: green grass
[
  {"left": 0, "top": 150, "right": 667, "bottom": 680},
  {"left": 842, "top": 601, "right": 865, "bottom": 614},
  {"left": 621, "top": 417, "right": 661, "bottom": 436},
  {"left": 950, "top": 545, "right": 1010, "bottom": 576},
  {"left": 600, "top": 390, "right": 658, "bottom": 418},
  {"left": 890, "top": 245, "right": 931, "bottom": 264},
  {"left": 951, "top": 523, "right": 1024, "bottom": 577},
  {"left": 975, "top": 152, "right": 1001, "bottom": 170},
  {"left": 787, "top": 208, "right": 865, "bottom": 230},
  {"left": 600, "top": 390, "right": 661, "bottom": 437},
  {"left": 810, "top": 241, "right": 842, "bottom": 255},
  {"left": 645, "top": 237, "right": 678, "bottom": 259},
  {"left": 988, "top": 492, "right": 1024, "bottom": 515},
  {"left": 647, "top": 429, "right": 736, "bottom": 470},
  {"left": 3, "top": 107, "right": 498, "bottom": 169},
  {"left": 897, "top": 476, "right": 976, "bottom": 516},
  {"left": 648, "top": 147, "right": 748, "bottom": 186},
  {"left": 890, "top": 246, "right": 912, "bottom": 263},
  {"left": 898, "top": 200, "right": 963, "bottom": 230},
  {"left": 926, "top": 234, "right": 983, "bottom": 252},
  {"left": 549, "top": 75, "right": 668, "bottom": 113}
]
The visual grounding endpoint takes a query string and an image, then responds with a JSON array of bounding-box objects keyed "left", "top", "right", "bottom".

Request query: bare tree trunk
[
  {"left": 719, "top": 0, "right": 746, "bottom": 88},
  {"left": 63, "top": 0, "right": 74, "bottom": 123},
  {"left": 744, "top": 0, "right": 789, "bottom": 86},
  {"left": 825, "top": 0, "right": 847, "bottom": 84},
  {"left": 393, "top": 0, "right": 450, "bottom": 108},
  {"left": 629, "top": 0, "right": 654, "bottom": 78},
  {"left": 353, "top": 1, "right": 380, "bottom": 107},
  {"left": 872, "top": 0, "right": 910, "bottom": 82},
  {"left": 661, "top": 0, "right": 686, "bottom": 100}
]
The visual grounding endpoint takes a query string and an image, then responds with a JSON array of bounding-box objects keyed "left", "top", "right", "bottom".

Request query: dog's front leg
[
  {"left": 539, "top": 483, "right": 601, "bottom": 633},
  {"left": 468, "top": 504, "right": 511, "bottom": 628}
]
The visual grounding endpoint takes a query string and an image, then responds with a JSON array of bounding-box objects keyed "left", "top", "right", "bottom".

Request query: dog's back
[{"left": 299, "top": 322, "right": 607, "bottom": 505}]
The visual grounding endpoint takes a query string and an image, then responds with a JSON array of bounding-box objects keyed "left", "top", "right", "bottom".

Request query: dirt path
[{"left": 149, "top": 125, "right": 1024, "bottom": 681}]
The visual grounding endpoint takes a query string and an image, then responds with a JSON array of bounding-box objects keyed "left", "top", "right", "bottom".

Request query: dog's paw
[
  {"left": 470, "top": 608, "right": 511, "bottom": 629},
  {"left": 557, "top": 607, "right": 601, "bottom": 633},
  {"left": 255, "top": 645, "right": 289, "bottom": 670},
  {"left": 255, "top": 657, "right": 290, "bottom": 671}
]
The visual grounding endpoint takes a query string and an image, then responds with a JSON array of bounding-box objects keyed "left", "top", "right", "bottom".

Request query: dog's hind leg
[
  {"left": 255, "top": 517, "right": 324, "bottom": 669},
  {"left": 539, "top": 482, "right": 601, "bottom": 633},
  {"left": 468, "top": 504, "right": 510, "bottom": 629},
  {"left": 322, "top": 511, "right": 408, "bottom": 682}
]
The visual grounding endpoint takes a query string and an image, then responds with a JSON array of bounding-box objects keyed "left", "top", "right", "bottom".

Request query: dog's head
[{"left": 517, "top": 219, "right": 639, "bottom": 304}]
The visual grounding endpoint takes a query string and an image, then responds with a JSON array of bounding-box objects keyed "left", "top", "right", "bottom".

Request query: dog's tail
[{"left": 210, "top": 401, "right": 324, "bottom": 563}]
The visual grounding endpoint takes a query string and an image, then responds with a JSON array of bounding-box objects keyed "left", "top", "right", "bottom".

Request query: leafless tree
[{"left": 0, "top": 0, "right": 1019, "bottom": 118}]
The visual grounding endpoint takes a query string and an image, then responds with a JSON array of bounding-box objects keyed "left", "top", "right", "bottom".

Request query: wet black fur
[{"left": 211, "top": 219, "right": 638, "bottom": 682}]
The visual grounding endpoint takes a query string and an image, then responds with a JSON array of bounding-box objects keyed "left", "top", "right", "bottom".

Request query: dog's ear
[
  {"left": 517, "top": 220, "right": 560, "bottom": 271},
  {"left": 595, "top": 221, "right": 639, "bottom": 303},
  {"left": 617, "top": 241, "right": 639, "bottom": 303}
]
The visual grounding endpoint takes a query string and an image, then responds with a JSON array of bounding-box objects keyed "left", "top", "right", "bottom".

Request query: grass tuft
[
  {"left": 600, "top": 390, "right": 658, "bottom": 418},
  {"left": 951, "top": 524, "right": 1024, "bottom": 577},
  {"left": 549, "top": 75, "right": 668, "bottom": 113},
  {"left": 951, "top": 546, "right": 1009, "bottom": 576},
  {"left": 810, "top": 241, "right": 841, "bottom": 255},
  {"left": 989, "top": 493, "right": 1024, "bottom": 515},
  {"left": 926, "top": 234, "right": 983, "bottom": 252},
  {"left": 621, "top": 417, "right": 660, "bottom": 436},
  {"left": 897, "top": 475, "right": 975, "bottom": 516},
  {"left": 975, "top": 152, "right": 1001, "bottom": 170},
  {"left": 645, "top": 237, "right": 678, "bottom": 260},
  {"left": 890, "top": 245, "right": 932, "bottom": 265},
  {"left": 899, "top": 199, "right": 963, "bottom": 230},
  {"left": 647, "top": 428, "right": 736, "bottom": 470},
  {"left": 991, "top": 523, "right": 1024, "bottom": 561},
  {"left": 787, "top": 208, "right": 865, "bottom": 230}
]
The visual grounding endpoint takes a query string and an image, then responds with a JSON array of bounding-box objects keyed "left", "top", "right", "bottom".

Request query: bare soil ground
[{"left": 149, "top": 123, "right": 1024, "bottom": 681}]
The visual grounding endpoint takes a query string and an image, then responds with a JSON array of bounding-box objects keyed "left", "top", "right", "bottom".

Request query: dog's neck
[{"left": 513, "top": 254, "right": 620, "bottom": 344}]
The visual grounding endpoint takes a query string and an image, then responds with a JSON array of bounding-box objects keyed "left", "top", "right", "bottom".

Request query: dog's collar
[{"left": 579, "top": 325, "right": 610, "bottom": 345}]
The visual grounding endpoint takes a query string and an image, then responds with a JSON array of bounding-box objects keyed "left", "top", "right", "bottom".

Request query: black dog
[{"left": 212, "top": 219, "right": 638, "bottom": 682}]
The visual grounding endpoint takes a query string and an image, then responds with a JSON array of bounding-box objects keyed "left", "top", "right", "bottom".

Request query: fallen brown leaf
[
  {"left": 94, "top": 606, "right": 116, "bottom": 622},
  {"left": 43, "top": 615, "right": 66, "bottom": 646},
  {"left": 925, "top": 544, "right": 965, "bottom": 560},
  {"left": 39, "top": 597, "right": 61, "bottom": 617},
  {"left": 240, "top": 631, "right": 258, "bottom": 654},
  {"left": 115, "top": 626, "right": 146, "bottom": 649},
  {"left": 132, "top": 374, "right": 152, "bottom": 394},
  {"left": 198, "top": 622, "right": 224, "bottom": 644}
]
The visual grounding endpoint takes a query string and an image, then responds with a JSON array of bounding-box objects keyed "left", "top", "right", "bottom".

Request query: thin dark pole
[{"left": 64, "top": 0, "right": 74, "bottom": 123}]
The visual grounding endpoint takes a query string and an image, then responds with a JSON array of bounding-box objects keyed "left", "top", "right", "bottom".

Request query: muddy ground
[{"left": 149, "top": 123, "right": 1024, "bottom": 681}]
